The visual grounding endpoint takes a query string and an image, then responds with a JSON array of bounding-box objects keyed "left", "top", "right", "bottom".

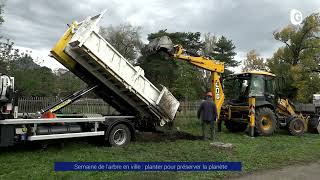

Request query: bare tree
[
  {"left": 199, "top": 33, "right": 217, "bottom": 93},
  {"left": 100, "top": 24, "right": 143, "bottom": 64}
]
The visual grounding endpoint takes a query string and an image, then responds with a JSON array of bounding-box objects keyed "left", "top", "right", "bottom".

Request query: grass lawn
[{"left": 0, "top": 117, "right": 320, "bottom": 180}]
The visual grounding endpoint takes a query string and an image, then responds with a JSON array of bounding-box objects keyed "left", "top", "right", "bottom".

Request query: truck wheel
[
  {"left": 225, "top": 121, "right": 248, "bottom": 132},
  {"left": 255, "top": 107, "right": 277, "bottom": 136},
  {"left": 288, "top": 118, "right": 305, "bottom": 136},
  {"left": 108, "top": 124, "right": 131, "bottom": 147}
]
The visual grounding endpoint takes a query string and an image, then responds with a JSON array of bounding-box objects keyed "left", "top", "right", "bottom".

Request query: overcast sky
[{"left": 1, "top": 0, "right": 320, "bottom": 70}]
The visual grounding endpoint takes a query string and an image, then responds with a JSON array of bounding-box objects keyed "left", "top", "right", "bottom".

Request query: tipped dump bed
[{"left": 50, "top": 12, "right": 179, "bottom": 124}]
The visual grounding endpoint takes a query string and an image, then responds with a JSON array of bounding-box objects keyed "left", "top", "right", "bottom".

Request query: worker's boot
[{"left": 217, "top": 121, "right": 222, "bottom": 132}]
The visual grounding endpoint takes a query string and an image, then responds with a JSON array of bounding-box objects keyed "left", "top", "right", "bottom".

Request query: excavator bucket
[{"left": 147, "top": 36, "right": 174, "bottom": 54}]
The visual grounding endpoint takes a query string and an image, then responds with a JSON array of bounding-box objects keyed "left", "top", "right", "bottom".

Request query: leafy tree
[
  {"left": 201, "top": 33, "right": 238, "bottom": 99},
  {"left": 8, "top": 54, "right": 57, "bottom": 97},
  {"left": 138, "top": 46, "right": 178, "bottom": 90},
  {"left": 290, "top": 65, "right": 320, "bottom": 102},
  {"left": 273, "top": 13, "right": 320, "bottom": 66},
  {"left": 243, "top": 49, "right": 266, "bottom": 71},
  {"left": 10, "top": 53, "right": 41, "bottom": 71},
  {"left": 0, "top": 40, "right": 85, "bottom": 97},
  {"left": 15, "top": 67, "right": 57, "bottom": 97},
  {"left": 138, "top": 30, "right": 204, "bottom": 100},
  {"left": 210, "top": 36, "right": 238, "bottom": 68},
  {"left": 269, "top": 13, "right": 320, "bottom": 102},
  {"left": 0, "top": 1, "right": 84, "bottom": 98},
  {"left": 55, "top": 71, "right": 86, "bottom": 97},
  {"left": 100, "top": 24, "right": 143, "bottom": 64},
  {"left": 0, "top": 39, "right": 54, "bottom": 97},
  {"left": 267, "top": 48, "right": 296, "bottom": 99},
  {"left": 0, "top": 40, "right": 20, "bottom": 73}
]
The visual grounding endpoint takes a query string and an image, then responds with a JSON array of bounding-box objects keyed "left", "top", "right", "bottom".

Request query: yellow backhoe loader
[{"left": 148, "top": 36, "right": 320, "bottom": 136}]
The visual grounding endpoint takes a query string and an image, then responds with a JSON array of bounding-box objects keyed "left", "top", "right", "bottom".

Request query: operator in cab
[{"left": 197, "top": 92, "right": 218, "bottom": 140}]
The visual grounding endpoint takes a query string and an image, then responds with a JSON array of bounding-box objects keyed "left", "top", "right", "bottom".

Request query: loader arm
[
  {"left": 148, "top": 37, "right": 225, "bottom": 119},
  {"left": 277, "top": 98, "right": 296, "bottom": 116},
  {"left": 172, "top": 45, "right": 225, "bottom": 119}
]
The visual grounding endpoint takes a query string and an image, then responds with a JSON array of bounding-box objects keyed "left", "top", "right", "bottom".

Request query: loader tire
[
  {"left": 225, "top": 121, "right": 248, "bottom": 132},
  {"left": 288, "top": 118, "right": 305, "bottom": 136},
  {"left": 255, "top": 107, "right": 277, "bottom": 136},
  {"left": 308, "top": 116, "right": 320, "bottom": 134}
]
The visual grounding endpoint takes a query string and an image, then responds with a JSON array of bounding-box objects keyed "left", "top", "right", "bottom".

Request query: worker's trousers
[{"left": 201, "top": 120, "right": 214, "bottom": 140}]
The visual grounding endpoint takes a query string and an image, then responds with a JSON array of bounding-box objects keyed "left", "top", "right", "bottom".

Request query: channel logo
[{"left": 290, "top": 9, "right": 303, "bottom": 25}]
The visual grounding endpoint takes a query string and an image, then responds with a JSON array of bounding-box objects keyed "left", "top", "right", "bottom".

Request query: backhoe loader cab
[
  {"left": 226, "top": 71, "right": 276, "bottom": 107},
  {"left": 223, "top": 71, "right": 316, "bottom": 136},
  {"left": 223, "top": 71, "right": 278, "bottom": 136}
]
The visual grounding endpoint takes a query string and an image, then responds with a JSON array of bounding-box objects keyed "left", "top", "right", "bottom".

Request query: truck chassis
[{"left": 0, "top": 116, "right": 137, "bottom": 147}]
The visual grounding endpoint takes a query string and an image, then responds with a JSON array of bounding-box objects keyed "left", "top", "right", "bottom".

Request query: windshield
[
  {"left": 224, "top": 74, "right": 265, "bottom": 100},
  {"left": 224, "top": 75, "right": 250, "bottom": 100},
  {"left": 249, "top": 75, "right": 265, "bottom": 97}
]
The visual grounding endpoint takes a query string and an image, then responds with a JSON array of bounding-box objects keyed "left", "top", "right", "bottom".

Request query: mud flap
[{"left": 0, "top": 125, "right": 15, "bottom": 147}]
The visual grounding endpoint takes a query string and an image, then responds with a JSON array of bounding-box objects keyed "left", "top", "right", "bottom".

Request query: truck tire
[
  {"left": 255, "top": 107, "right": 277, "bottom": 136},
  {"left": 288, "top": 118, "right": 305, "bottom": 136},
  {"left": 108, "top": 124, "right": 131, "bottom": 147},
  {"left": 225, "top": 121, "right": 248, "bottom": 132}
]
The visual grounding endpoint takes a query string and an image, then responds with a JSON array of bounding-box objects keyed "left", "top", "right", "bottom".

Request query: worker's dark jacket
[{"left": 197, "top": 98, "right": 217, "bottom": 122}]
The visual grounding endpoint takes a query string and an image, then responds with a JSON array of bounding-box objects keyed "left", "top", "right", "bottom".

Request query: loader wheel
[
  {"left": 288, "top": 118, "right": 305, "bottom": 136},
  {"left": 225, "top": 121, "right": 248, "bottom": 132},
  {"left": 308, "top": 116, "right": 320, "bottom": 134},
  {"left": 108, "top": 124, "right": 131, "bottom": 147},
  {"left": 255, "top": 107, "right": 277, "bottom": 136}
]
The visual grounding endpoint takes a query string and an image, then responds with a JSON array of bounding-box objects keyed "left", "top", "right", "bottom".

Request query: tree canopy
[
  {"left": 138, "top": 30, "right": 205, "bottom": 100},
  {"left": 267, "top": 13, "right": 320, "bottom": 102},
  {"left": 210, "top": 36, "right": 238, "bottom": 68},
  {"left": 100, "top": 24, "right": 143, "bottom": 64},
  {"left": 243, "top": 49, "right": 266, "bottom": 72}
]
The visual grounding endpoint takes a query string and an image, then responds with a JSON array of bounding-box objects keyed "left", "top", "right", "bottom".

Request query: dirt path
[{"left": 233, "top": 161, "right": 320, "bottom": 180}]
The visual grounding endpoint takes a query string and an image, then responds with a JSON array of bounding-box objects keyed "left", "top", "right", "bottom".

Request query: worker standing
[{"left": 197, "top": 92, "right": 217, "bottom": 140}]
